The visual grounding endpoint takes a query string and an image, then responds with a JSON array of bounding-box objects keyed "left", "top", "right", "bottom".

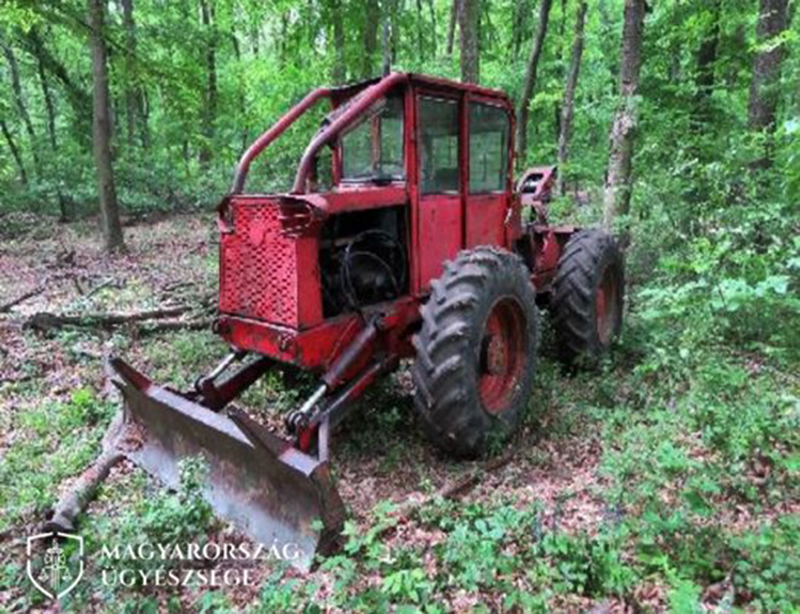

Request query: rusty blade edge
[{"left": 107, "top": 356, "right": 346, "bottom": 571}]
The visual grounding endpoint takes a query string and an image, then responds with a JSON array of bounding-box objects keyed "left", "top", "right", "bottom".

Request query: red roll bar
[
  {"left": 291, "top": 72, "right": 409, "bottom": 194},
  {"left": 230, "top": 72, "right": 409, "bottom": 196},
  {"left": 230, "top": 88, "right": 332, "bottom": 194}
]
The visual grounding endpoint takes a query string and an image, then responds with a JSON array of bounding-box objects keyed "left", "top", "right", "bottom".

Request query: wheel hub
[
  {"left": 596, "top": 266, "right": 618, "bottom": 346},
  {"left": 478, "top": 297, "right": 527, "bottom": 415}
]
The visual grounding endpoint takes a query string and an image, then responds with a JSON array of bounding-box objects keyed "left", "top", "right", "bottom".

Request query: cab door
[
  {"left": 464, "top": 100, "right": 512, "bottom": 249},
  {"left": 415, "top": 94, "right": 463, "bottom": 289}
]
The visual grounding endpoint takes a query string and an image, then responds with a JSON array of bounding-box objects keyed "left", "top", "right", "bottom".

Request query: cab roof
[{"left": 329, "top": 72, "right": 513, "bottom": 108}]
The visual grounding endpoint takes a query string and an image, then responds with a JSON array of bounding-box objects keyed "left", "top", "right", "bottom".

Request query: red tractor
[{"left": 105, "top": 73, "right": 624, "bottom": 569}]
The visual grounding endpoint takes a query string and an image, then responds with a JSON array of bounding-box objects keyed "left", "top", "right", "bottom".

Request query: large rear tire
[
  {"left": 412, "top": 247, "right": 538, "bottom": 458},
  {"left": 551, "top": 229, "right": 624, "bottom": 365}
]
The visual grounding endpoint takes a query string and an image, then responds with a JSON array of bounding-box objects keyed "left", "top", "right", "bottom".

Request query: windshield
[{"left": 341, "top": 96, "right": 404, "bottom": 183}]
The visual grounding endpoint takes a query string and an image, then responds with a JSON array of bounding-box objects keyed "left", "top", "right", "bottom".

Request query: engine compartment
[{"left": 318, "top": 206, "right": 409, "bottom": 317}]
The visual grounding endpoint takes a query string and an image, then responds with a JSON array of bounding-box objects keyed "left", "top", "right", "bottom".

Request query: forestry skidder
[{"left": 101, "top": 73, "right": 624, "bottom": 568}]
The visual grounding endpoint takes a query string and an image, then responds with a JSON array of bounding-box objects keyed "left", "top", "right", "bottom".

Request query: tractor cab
[{"left": 217, "top": 73, "right": 520, "bottom": 370}]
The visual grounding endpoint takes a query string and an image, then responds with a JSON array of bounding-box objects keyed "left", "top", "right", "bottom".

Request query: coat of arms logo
[{"left": 26, "top": 532, "right": 85, "bottom": 600}]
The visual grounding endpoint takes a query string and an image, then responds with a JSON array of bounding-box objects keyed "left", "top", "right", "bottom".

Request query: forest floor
[{"left": 0, "top": 213, "right": 798, "bottom": 613}]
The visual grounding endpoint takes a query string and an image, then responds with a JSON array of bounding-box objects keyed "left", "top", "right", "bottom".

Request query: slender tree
[
  {"left": 2, "top": 42, "right": 40, "bottom": 172},
  {"left": 557, "top": 1, "right": 587, "bottom": 195},
  {"left": 511, "top": 0, "right": 530, "bottom": 59},
  {"left": 446, "top": 0, "right": 461, "bottom": 59},
  {"left": 36, "top": 51, "right": 57, "bottom": 151},
  {"left": 121, "top": 0, "right": 140, "bottom": 147},
  {"left": 553, "top": 0, "right": 567, "bottom": 142},
  {"left": 1, "top": 118, "right": 28, "bottom": 186},
  {"left": 603, "top": 0, "right": 646, "bottom": 231},
  {"left": 693, "top": 0, "right": 720, "bottom": 126},
  {"left": 22, "top": 28, "right": 92, "bottom": 136},
  {"left": 415, "top": 0, "right": 425, "bottom": 61},
  {"left": 459, "top": 0, "right": 479, "bottom": 82},
  {"left": 330, "top": 0, "right": 346, "bottom": 84},
  {"left": 89, "top": 0, "right": 125, "bottom": 252},
  {"left": 516, "top": 0, "right": 553, "bottom": 165},
  {"left": 230, "top": 33, "right": 248, "bottom": 154},
  {"left": 427, "top": 0, "right": 437, "bottom": 56},
  {"left": 748, "top": 0, "right": 789, "bottom": 170},
  {"left": 199, "top": 0, "right": 217, "bottom": 168},
  {"left": 35, "top": 42, "right": 70, "bottom": 221},
  {"left": 363, "top": 0, "right": 380, "bottom": 77},
  {"left": 382, "top": 3, "right": 392, "bottom": 75}
]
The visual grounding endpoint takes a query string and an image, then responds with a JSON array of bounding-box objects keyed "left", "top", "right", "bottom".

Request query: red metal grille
[{"left": 219, "top": 200, "right": 299, "bottom": 325}]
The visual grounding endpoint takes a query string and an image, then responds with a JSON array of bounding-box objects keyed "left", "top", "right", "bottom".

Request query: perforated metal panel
[{"left": 219, "top": 200, "right": 299, "bottom": 325}]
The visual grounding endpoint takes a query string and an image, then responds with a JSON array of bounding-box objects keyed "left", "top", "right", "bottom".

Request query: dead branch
[
  {"left": 86, "top": 278, "right": 116, "bottom": 297},
  {"left": 388, "top": 449, "right": 516, "bottom": 523},
  {"left": 72, "top": 275, "right": 86, "bottom": 295},
  {"left": 44, "top": 413, "right": 126, "bottom": 533},
  {"left": 0, "top": 286, "right": 44, "bottom": 313},
  {"left": 160, "top": 280, "right": 198, "bottom": 294},
  {"left": 138, "top": 317, "right": 214, "bottom": 335},
  {"left": 26, "top": 305, "right": 193, "bottom": 332}
]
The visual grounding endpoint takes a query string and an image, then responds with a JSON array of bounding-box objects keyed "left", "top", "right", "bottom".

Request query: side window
[
  {"left": 419, "top": 97, "right": 459, "bottom": 194},
  {"left": 469, "top": 103, "right": 510, "bottom": 193},
  {"left": 341, "top": 96, "right": 405, "bottom": 182}
]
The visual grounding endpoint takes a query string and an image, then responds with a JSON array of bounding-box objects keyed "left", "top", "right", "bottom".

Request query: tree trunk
[
  {"left": 602, "top": 0, "right": 646, "bottom": 231},
  {"left": 363, "top": 0, "right": 380, "bottom": 78},
  {"left": 446, "top": 0, "right": 460, "bottom": 59},
  {"left": 89, "top": 0, "right": 125, "bottom": 253},
  {"left": 516, "top": 0, "right": 553, "bottom": 166},
  {"left": 231, "top": 33, "right": 248, "bottom": 154},
  {"left": 37, "top": 52, "right": 57, "bottom": 151},
  {"left": 199, "top": 0, "right": 217, "bottom": 168},
  {"left": 36, "top": 49, "right": 70, "bottom": 221},
  {"left": 480, "top": 1, "right": 496, "bottom": 50},
  {"left": 599, "top": 0, "right": 618, "bottom": 96},
  {"left": 250, "top": 24, "right": 260, "bottom": 56},
  {"left": 137, "top": 89, "right": 150, "bottom": 149},
  {"left": 557, "top": 1, "right": 588, "bottom": 196},
  {"left": 427, "top": 0, "right": 438, "bottom": 57},
  {"left": 511, "top": 0, "right": 529, "bottom": 59},
  {"left": 22, "top": 28, "right": 92, "bottom": 142},
  {"left": 416, "top": 0, "right": 425, "bottom": 61},
  {"left": 748, "top": 0, "right": 789, "bottom": 170},
  {"left": 553, "top": 0, "right": 567, "bottom": 143},
  {"left": 0, "top": 120, "right": 28, "bottom": 186},
  {"left": 2, "top": 42, "right": 40, "bottom": 172},
  {"left": 693, "top": 0, "right": 720, "bottom": 126},
  {"left": 330, "top": 0, "right": 346, "bottom": 84},
  {"left": 121, "top": 0, "right": 138, "bottom": 147},
  {"left": 381, "top": 6, "right": 392, "bottom": 76},
  {"left": 459, "top": 0, "right": 479, "bottom": 83}
]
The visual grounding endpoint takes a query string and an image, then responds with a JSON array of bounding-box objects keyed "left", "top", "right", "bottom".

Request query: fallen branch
[
  {"left": 139, "top": 317, "right": 214, "bottom": 335},
  {"left": 0, "top": 374, "right": 34, "bottom": 385},
  {"left": 388, "top": 449, "right": 516, "bottom": 523},
  {"left": 85, "top": 277, "right": 116, "bottom": 298},
  {"left": 160, "top": 280, "right": 198, "bottom": 294},
  {"left": 0, "top": 286, "right": 44, "bottom": 313},
  {"left": 26, "top": 305, "right": 192, "bottom": 332},
  {"left": 44, "top": 414, "right": 126, "bottom": 533}
]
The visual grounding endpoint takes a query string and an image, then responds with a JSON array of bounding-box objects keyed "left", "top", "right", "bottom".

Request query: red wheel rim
[
  {"left": 596, "top": 266, "right": 618, "bottom": 346},
  {"left": 478, "top": 297, "right": 527, "bottom": 415}
]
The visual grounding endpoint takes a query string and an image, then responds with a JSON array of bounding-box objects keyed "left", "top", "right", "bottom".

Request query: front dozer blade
[{"left": 109, "top": 358, "right": 345, "bottom": 571}]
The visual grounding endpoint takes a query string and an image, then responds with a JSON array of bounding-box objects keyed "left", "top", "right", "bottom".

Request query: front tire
[
  {"left": 412, "top": 247, "right": 538, "bottom": 458},
  {"left": 551, "top": 229, "right": 624, "bottom": 365}
]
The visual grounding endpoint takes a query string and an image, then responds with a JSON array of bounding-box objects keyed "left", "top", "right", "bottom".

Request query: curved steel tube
[
  {"left": 230, "top": 88, "right": 332, "bottom": 194},
  {"left": 291, "top": 72, "right": 409, "bottom": 194}
]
